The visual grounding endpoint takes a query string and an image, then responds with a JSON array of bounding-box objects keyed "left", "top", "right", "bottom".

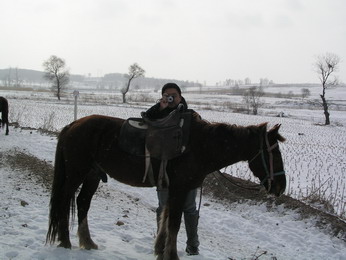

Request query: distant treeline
[{"left": 0, "top": 68, "right": 202, "bottom": 91}]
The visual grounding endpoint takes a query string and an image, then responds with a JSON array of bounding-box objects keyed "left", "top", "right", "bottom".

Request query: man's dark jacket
[{"left": 145, "top": 97, "right": 189, "bottom": 120}]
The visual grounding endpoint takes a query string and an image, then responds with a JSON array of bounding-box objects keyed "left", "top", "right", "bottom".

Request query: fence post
[{"left": 73, "top": 90, "right": 79, "bottom": 121}]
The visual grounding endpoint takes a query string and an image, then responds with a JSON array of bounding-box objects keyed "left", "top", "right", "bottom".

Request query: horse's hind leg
[
  {"left": 57, "top": 186, "right": 77, "bottom": 249},
  {"left": 57, "top": 204, "right": 72, "bottom": 249},
  {"left": 77, "top": 173, "right": 100, "bottom": 250}
]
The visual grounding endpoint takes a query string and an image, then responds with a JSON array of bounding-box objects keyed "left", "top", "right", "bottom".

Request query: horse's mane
[{"left": 193, "top": 113, "right": 266, "bottom": 139}]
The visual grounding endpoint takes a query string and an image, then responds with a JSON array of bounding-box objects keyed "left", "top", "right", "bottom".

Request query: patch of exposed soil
[
  {"left": 2, "top": 150, "right": 54, "bottom": 191},
  {"left": 203, "top": 172, "right": 346, "bottom": 242},
  {"left": 1, "top": 148, "right": 345, "bottom": 243}
]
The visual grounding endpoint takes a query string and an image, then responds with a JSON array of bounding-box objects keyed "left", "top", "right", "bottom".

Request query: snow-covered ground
[
  {"left": 1, "top": 88, "right": 346, "bottom": 259},
  {"left": 4, "top": 89, "right": 346, "bottom": 216},
  {"left": 1, "top": 128, "right": 345, "bottom": 260}
]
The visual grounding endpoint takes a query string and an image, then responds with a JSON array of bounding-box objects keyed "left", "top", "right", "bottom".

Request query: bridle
[{"left": 248, "top": 131, "right": 285, "bottom": 191}]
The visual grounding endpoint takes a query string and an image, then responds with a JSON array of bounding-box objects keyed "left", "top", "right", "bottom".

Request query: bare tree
[
  {"left": 314, "top": 52, "right": 340, "bottom": 125},
  {"left": 301, "top": 88, "right": 311, "bottom": 99},
  {"left": 242, "top": 86, "right": 264, "bottom": 115},
  {"left": 121, "top": 63, "right": 145, "bottom": 103},
  {"left": 43, "top": 55, "right": 70, "bottom": 100}
]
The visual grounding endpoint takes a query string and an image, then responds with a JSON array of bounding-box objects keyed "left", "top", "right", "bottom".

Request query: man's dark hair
[{"left": 161, "top": 83, "right": 181, "bottom": 96}]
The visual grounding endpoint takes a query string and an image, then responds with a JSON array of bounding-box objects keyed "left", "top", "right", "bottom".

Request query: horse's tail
[{"left": 46, "top": 125, "right": 76, "bottom": 245}]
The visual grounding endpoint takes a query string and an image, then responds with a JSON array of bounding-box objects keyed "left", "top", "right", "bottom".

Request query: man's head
[
  {"left": 161, "top": 83, "right": 182, "bottom": 108},
  {"left": 161, "top": 83, "right": 181, "bottom": 96}
]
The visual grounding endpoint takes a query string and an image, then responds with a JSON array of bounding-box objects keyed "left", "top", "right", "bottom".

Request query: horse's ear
[
  {"left": 259, "top": 122, "right": 268, "bottom": 134},
  {"left": 270, "top": 124, "right": 286, "bottom": 142},
  {"left": 273, "top": 124, "right": 281, "bottom": 131}
]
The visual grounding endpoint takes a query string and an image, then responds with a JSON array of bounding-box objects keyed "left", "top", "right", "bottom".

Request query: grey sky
[{"left": 1, "top": 0, "right": 345, "bottom": 84}]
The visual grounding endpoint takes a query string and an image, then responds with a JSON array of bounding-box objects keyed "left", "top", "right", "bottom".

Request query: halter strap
[
  {"left": 249, "top": 130, "right": 285, "bottom": 188},
  {"left": 265, "top": 133, "right": 274, "bottom": 181}
]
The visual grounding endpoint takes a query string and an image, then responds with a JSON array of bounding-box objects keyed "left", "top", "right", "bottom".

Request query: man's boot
[{"left": 184, "top": 213, "right": 200, "bottom": 255}]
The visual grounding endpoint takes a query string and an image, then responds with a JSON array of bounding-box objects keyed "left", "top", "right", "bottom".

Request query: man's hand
[{"left": 159, "top": 95, "right": 169, "bottom": 110}]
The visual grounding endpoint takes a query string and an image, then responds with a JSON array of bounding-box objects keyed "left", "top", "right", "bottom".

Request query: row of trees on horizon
[
  {"left": 0, "top": 52, "right": 343, "bottom": 125},
  {"left": 40, "top": 52, "right": 346, "bottom": 125},
  {"left": 0, "top": 67, "right": 202, "bottom": 92}
]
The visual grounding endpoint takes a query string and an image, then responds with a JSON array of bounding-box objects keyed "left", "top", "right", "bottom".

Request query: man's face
[{"left": 162, "top": 88, "right": 182, "bottom": 108}]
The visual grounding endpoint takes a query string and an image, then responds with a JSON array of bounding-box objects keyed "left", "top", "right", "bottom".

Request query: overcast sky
[{"left": 1, "top": 0, "right": 345, "bottom": 85}]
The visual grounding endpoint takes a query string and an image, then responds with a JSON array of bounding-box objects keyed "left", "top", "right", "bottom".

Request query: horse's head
[{"left": 248, "top": 123, "right": 286, "bottom": 196}]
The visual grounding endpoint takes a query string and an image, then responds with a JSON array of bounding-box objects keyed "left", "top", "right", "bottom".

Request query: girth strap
[
  {"left": 142, "top": 145, "right": 155, "bottom": 186},
  {"left": 142, "top": 146, "right": 169, "bottom": 189},
  {"left": 157, "top": 160, "right": 169, "bottom": 190}
]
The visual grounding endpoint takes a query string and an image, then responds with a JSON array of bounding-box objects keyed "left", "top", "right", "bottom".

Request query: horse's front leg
[
  {"left": 155, "top": 206, "right": 169, "bottom": 259},
  {"left": 155, "top": 189, "right": 185, "bottom": 260},
  {"left": 164, "top": 209, "right": 182, "bottom": 260}
]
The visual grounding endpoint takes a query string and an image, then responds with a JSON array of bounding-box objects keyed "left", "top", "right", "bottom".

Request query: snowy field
[
  {"left": 3, "top": 88, "right": 346, "bottom": 217},
  {"left": 1, "top": 87, "right": 346, "bottom": 259}
]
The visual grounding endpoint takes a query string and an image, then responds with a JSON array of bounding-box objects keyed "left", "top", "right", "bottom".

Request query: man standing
[{"left": 145, "top": 83, "right": 200, "bottom": 255}]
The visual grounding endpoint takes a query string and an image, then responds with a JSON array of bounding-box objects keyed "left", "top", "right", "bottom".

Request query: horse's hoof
[
  {"left": 80, "top": 239, "right": 98, "bottom": 250},
  {"left": 163, "top": 252, "right": 179, "bottom": 260},
  {"left": 57, "top": 241, "right": 72, "bottom": 249},
  {"left": 81, "top": 243, "right": 98, "bottom": 250},
  {"left": 156, "top": 254, "right": 163, "bottom": 260}
]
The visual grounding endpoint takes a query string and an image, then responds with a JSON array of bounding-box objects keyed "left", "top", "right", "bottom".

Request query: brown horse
[
  {"left": 46, "top": 113, "right": 286, "bottom": 260},
  {"left": 0, "top": 96, "right": 9, "bottom": 135}
]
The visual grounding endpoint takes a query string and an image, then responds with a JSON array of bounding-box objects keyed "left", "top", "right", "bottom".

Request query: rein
[{"left": 215, "top": 170, "right": 260, "bottom": 191}]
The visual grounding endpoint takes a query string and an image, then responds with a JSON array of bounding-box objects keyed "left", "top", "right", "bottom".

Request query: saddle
[{"left": 119, "top": 107, "right": 192, "bottom": 187}]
